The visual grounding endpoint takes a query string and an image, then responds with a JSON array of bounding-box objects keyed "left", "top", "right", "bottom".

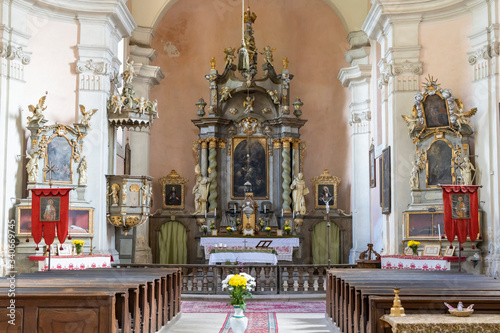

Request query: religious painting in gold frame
[
  {"left": 159, "top": 170, "right": 188, "bottom": 210},
  {"left": 312, "top": 169, "right": 340, "bottom": 210},
  {"left": 44, "top": 135, "right": 73, "bottom": 183},
  {"left": 425, "top": 136, "right": 456, "bottom": 188},
  {"left": 231, "top": 136, "right": 268, "bottom": 199},
  {"left": 421, "top": 93, "right": 450, "bottom": 129}
]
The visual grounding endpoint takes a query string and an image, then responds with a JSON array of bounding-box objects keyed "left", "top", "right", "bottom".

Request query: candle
[
  {"left": 264, "top": 205, "right": 266, "bottom": 214},
  {"left": 293, "top": 211, "right": 295, "bottom": 219},
  {"left": 402, "top": 223, "right": 405, "bottom": 239},
  {"left": 234, "top": 205, "right": 236, "bottom": 214},
  {"left": 438, "top": 224, "right": 441, "bottom": 240},
  {"left": 215, "top": 244, "right": 218, "bottom": 248},
  {"left": 205, "top": 210, "right": 207, "bottom": 218},
  {"left": 214, "top": 208, "right": 217, "bottom": 216},
  {"left": 219, "top": 243, "right": 222, "bottom": 247},
  {"left": 281, "top": 208, "right": 284, "bottom": 217}
]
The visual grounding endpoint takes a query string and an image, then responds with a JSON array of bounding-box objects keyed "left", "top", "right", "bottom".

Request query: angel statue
[
  {"left": 260, "top": 45, "right": 276, "bottom": 64},
  {"left": 26, "top": 151, "right": 39, "bottom": 183},
  {"left": 219, "top": 86, "right": 233, "bottom": 103},
  {"left": 134, "top": 97, "right": 147, "bottom": 114},
  {"left": 79, "top": 105, "right": 98, "bottom": 128},
  {"left": 401, "top": 114, "right": 420, "bottom": 136},
  {"left": 27, "top": 95, "right": 47, "bottom": 125},
  {"left": 267, "top": 89, "right": 280, "bottom": 104},
  {"left": 223, "top": 47, "right": 235, "bottom": 67},
  {"left": 243, "top": 96, "right": 255, "bottom": 114},
  {"left": 121, "top": 58, "right": 136, "bottom": 86},
  {"left": 455, "top": 107, "right": 477, "bottom": 129},
  {"left": 109, "top": 95, "right": 124, "bottom": 114}
]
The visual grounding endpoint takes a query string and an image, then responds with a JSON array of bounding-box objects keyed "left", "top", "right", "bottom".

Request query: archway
[{"left": 158, "top": 221, "right": 187, "bottom": 264}]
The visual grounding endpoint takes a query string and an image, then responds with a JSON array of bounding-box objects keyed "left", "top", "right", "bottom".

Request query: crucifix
[
  {"left": 43, "top": 161, "right": 59, "bottom": 188},
  {"left": 242, "top": 239, "right": 248, "bottom": 250}
]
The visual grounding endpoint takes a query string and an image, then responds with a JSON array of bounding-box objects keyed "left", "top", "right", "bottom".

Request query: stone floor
[{"left": 161, "top": 295, "right": 340, "bottom": 333}]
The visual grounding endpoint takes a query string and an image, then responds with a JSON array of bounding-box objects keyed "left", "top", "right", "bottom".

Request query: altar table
[
  {"left": 29, "top": 255, "right": 112, "bottom": 271},
  {"left": 380, "top": 314, "right": 500, "bottom": 333},
  {"left": 200, "top": 237, "right": 299, "bottom": 261},
  {"left": 381, "top": 255, "right": 453, "bottom": 271},
  {"left": 208, "top": 249, "right": 278, "bottom": 265}
]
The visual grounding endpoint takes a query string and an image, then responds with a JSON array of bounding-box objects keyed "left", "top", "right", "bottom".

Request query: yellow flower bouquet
[
  {"left": 407, "top": 240, "right": 420, "bottom": 255},
  {"left": 221, "top": 273, "right": 256, "bottom": 311},
  {"left": 72, "top": 240, "right": 84, "bottom": 255}
]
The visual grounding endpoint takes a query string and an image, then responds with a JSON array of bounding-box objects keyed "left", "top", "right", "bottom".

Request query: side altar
[{"left": 149, "top": 8, "right": 352, "bottom": 265}]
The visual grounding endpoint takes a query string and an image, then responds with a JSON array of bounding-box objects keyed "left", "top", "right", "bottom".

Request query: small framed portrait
[
  {"left": 381, "top": 147, "right": 391, "bottom": 214},
  {"left": 211, "top": 230, "right": 218, "bottom": 236},
  {"left": 369, "top": 143, "right": 376, "bottom": 188},
  {"left": 423, "top": 244, "right": 441, "bottom": 256},
  {"left": 40, "top": 197, "right": 60, "bottom": 222},
  {"left": 312, "top": 169, "right": 341, "bottom": 210},
  {"left": 159, "top": 170, "right": 188, "bottom": 210},
  {"left": 276, "top": 230, "right": 283, "bottom": 236},
  {"left": 58, "top": 244, "right": 72, "bottom": 256},
  {"left": 444, "top": 245, "right": 456, "bottom": 257},
  {"left": 404, "top": 247, "right": 414, "bottom": 256}
]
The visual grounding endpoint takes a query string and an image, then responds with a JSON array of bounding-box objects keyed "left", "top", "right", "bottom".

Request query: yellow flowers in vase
[
  {"left": 72, "top": 240, "right": 84, "bottom": 255},
  {"left": 407, "top": 240, "right": 420, "bottom": 256}
]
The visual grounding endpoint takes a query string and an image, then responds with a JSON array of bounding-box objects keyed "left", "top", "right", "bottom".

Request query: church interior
[{"left": 1, "top": 0, "right": 500, "bottom": 332}]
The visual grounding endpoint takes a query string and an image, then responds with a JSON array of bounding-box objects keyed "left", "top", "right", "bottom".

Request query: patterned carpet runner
[
  {"left": 219, "top": 312, "right": 278, "bottom": 333},
  {"left": 182, "top": 301, "right": 325, "bottom": 313}
]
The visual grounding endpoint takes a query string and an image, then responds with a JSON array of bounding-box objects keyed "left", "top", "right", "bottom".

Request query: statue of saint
[
  {"left": 409, "top": 161, "right": 419, "bottom": 189},
  {"left": 26, "top": 151, "right": 39, "bottom": 183},
  {"left": 290, "top": 172, "right": 309, "bottom": 215},
  {"left": 461, "top": 157, "right": 476, "bottom": 185},
  {"left": 78, "top": 157, "right": 88, "bottom": 185},
  {"left": 192, "top": 165, "right": 211, "bottom": 215}
]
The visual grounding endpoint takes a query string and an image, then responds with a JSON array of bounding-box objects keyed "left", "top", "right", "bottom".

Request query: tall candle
[
  {"left": 205, "top": 210, "right": 207, "bottom": 218},
  {"left": 438, "top": 224, "right": 441, "bottom": 240},
  {"left": 402, "top": 223, "right": 404, "bottom": 239},
  {"left": 234, "top": 205, "right": 236, "bottom": 214},
  {"left": 281, "top": 208, "right": 284, "bottom": 217},
  {"left": 214, "top": 208, "right": 217, "bottom": 216},
  {"left": 264, "top": 205, "right": 266, "bottom": 214}
]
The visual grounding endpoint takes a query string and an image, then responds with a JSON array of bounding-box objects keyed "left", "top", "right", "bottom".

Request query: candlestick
[
  {"left": 214, "top": 208, "right": 216, "bottom": 216},
  {"left": 264, "top": 205, "right": 266, "bottom": 214},
  {"left": 402, "top": 223, "right": 405, "bottom": 240},
  {"left": 438, "top": 224, "right": 441, "bottom": 240},
  {"left": 205, "top": 210, "right": 207, "bottom": 218},
  {"left": 234, "top": 206, "right": 236, "bottom": 214},
  {"left": 281, "top": 208, "right": 283, "bottom": 217}
]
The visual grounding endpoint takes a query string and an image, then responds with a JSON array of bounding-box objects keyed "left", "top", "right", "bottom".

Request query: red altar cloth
[{"left": 441, "top": 185, "right": 480, "bottom": 243}]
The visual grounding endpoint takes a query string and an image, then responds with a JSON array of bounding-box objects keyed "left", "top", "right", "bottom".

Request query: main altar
[{"left": 149, "top": 7, "right": 352, "bottom": 265}]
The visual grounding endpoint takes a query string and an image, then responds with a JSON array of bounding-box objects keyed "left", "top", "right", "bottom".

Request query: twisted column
[
  {"left": 200, "top": 139, "right": 208, "bottom": 176},
  {"left": 207, "top": 138, "right": 218, "bottom": 212},
  {"left": 281, "top": 138, "right": 292, "bottom": 212}
]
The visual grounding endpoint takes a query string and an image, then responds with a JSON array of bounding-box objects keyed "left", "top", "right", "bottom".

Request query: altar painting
[
  {"left": 423, "top": 94, "right": 449, "bottom": 128},
  {"left": 45, "top": 136, "right": 72, "bottom": 183},
  {"left": 17, "top": 206, "right": 94, "bottom": 235},
  {"left": 231, "top": 137, "right": 268, "bottom": 199},
  {"left": 426, "top": 140, "right": 453, "bottom": 187}
]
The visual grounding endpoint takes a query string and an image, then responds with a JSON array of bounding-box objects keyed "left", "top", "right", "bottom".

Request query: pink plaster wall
[
  {"left": 24, "top": 18, "right": 78, "bottom": 127},
  {"left": 419, "top": 15, "right": 473, "bottom": 109},
  {"left": 150, "top": 0, "right": 351, "bottom": 212}
]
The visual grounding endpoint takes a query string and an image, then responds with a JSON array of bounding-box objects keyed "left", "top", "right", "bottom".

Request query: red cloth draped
[
  {"left": 441, "top": 185, "right": 480, "bottom": 243},
  {"left": 31, "top": 188, "right": 72, "bottom": 247}
]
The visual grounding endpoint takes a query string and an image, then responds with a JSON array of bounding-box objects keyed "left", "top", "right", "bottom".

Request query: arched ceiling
[{"left": 129, "top": 0, "right": 371, "bottom": 34}]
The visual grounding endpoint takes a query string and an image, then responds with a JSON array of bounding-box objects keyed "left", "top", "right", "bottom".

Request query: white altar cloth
[
  {"left": 200, "top": 237, "right": 299, "bottom": 261},
  {"left": 208, "top": 252, "right": 278, "bottom": 265},
  {"left": 381, "top": 255, "right": 450, "bottom": 271},
  {"left": 29, "top": 255, "right": 112, "bottom": 271}
]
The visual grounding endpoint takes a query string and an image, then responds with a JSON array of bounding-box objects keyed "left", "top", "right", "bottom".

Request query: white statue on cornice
[
  {"left": 78, "top": 157, "right": 88, "bottom": 185},
  {"left": 409, "top": 161, "right": 419, "bottom": 189},
  {"left": 27, "top": 95, "right": 47, "bottom": 125},
  {"left": 461, "top": 157, "right": 476, "bottom": 185},
  {"left": 192, "top": 165, "right": 211, "bottom": 215},
  {"left": 121, "top": 58, "right": 136, "bottom": 86},
  {"left": 290, "top": 172, "right": 309, "bottom": 215}
]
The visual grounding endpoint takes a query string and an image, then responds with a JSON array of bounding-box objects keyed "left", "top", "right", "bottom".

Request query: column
[
  {"left": 292, "top": 139, "right": 300, "bottom": 176},
  {"left": 363, "top": 4, "right": 423, "bottom": 255},
  {"left": 467, "top": 1, "right": 500, "bottom": 278},
  {"left": 207, "top": 138, "right": 218, "bottom": 212},
  {"left": 338, "top": 30, "right": 373, "bottom": 262},
  {"left": 200, "top": 139, "right": 208, "bottom": 176},
  {"left": 128, "top": 29, "right": 164, "bottom": 263},
  {"left": 0, "top": 1, "right": 32, "bottom": 276},
  {"left": 281, "top": 138, "right": 292, "bottom": 213}
]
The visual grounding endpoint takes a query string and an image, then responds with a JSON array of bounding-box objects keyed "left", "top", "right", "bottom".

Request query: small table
[
  {"left": 29, "top": 255, "right": 112, "bottom": 271},
  {"left": 380, "top": 314, "right": 500, "bottom": 333},
  {"left": 208, "top": 249, "right": 278, "bottom": 265},
  {"left": 381, "top": 255, "right": 459, "bottom": 271}
]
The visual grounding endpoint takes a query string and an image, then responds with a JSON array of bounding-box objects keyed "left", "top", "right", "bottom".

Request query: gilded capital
[
  {"left": 273, "top": 139, "right": 282, "bottom": 149},
  {"left": 219, "top": 139, "right": 227, "bottom": 149},
  {"left": 292, "top": 139, "right": 300, "bottom": 150},
  {"left": 199, "top": 139, "right": 208, "bottom": 149},
  {"left": 208, "top": 138, "right": 218, "bottom": 148},
  {"left": 281, "top": 137, "right": 293, "bottom": 148}
]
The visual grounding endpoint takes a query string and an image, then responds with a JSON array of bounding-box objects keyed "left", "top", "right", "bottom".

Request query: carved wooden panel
[
  {"left": 0, "top": 308, "right": 23, "bottom": 332},
  {"left": 38, "top": 308, "right": 98, "bottom": 333}
]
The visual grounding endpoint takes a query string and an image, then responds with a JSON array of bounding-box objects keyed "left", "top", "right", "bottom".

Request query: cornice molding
[
  {"left": 338, "top": 64, "right": 372, "bottom": 87},
  {"left": 1, "top": 43, "right": 31, "bottom": 64}
]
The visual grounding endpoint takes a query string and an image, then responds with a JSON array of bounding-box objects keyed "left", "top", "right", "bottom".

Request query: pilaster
[
  {"left": 467, "top": 0, "right": 500, "bottom": 278},
  {"left": 338, "top": 30, "right": 373, "bottom": 263}
]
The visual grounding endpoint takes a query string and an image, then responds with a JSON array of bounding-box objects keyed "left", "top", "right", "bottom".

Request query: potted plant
[
  {"left": 222, "top": 272, "right": 256, "bottom": 333},
  {"left": 265, "top": 226, "right": 271, "bottom": 236},
  {"left": 201, "top": 225, "right": 208, "bottom": 236},
  {"left": 284, "top": 220, "right": 291, "bottom": 235},
  {"left": 226, "top": 226, "right": 234, "bottom": 236}
]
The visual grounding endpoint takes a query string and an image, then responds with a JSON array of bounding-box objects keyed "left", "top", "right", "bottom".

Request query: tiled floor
[{"left": 162, "top": 310, "right": 340, "bottom": 333}]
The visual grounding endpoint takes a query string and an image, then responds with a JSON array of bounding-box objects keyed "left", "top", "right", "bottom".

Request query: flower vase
[
  {"left": 266, "top": 231, "right": 271, "bottom": 236},
  {"left": 76, "top": 246, "right": 83, "bottom": 255},
  {"left": 229, "top": 306, "right": 248, "bottom": 333},
  {"left": 411, "top": 247, "right": 418, "bottom": 256}
]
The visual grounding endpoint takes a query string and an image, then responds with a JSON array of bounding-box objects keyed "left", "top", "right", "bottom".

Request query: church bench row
[
  {"left": 0, "top": 268, "right": 181, "bottom": 333},
  {"left": 326, "top": 269, "right": 500, "bottom": 333}
]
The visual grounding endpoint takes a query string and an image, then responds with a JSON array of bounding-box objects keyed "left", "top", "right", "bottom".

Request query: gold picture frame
[
  {"left": 16, "top": 206, "right": 94, "bottom": 236},
  {"left": 211, "top": 230, "right": 218, "bottom": 236},
  {"left": 312, "top": 169, "right": 340, "bottom": 210},
  {"left": 159, "top": 170, "right": 188, "bottom": 210},
  {"left": 276, "top": 230, "right": 283, "bottom": 236},
  {"left": 444, "top": 245, "right": 456, "bottom": 257},
  {"left": 425, "top": 136, "right": 456, "bottom": 188},
  {"left": 423, "top": 244, "right": 441, "bottom": 256},
  {"left": 231, "top": 136, "right": 269, "bottom": 199}
]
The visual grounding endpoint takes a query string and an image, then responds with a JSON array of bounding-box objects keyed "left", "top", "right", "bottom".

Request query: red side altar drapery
[
  {"left": 441, "top": 185, "right": 481, "bottom": 244},
  {"left": 31, "top": 188, "right": 72, "bottom": 248}
]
